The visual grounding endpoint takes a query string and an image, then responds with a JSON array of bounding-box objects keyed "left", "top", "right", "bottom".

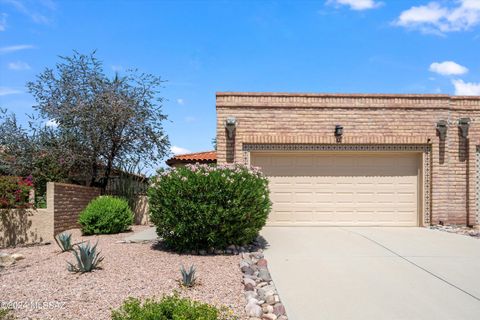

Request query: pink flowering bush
[
  {"left": 0, "top": 176, "right": 33, "bottom": 209},
  {"left": 148, "top": 164, "right": 271, "bottom": 252}
]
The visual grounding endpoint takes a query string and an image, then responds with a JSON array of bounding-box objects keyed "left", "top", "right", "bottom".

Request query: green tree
[
  {"left": 27, "top": 51, "right": 169, "bottom": 189},
  {"left": 0, "top": 109, "right": 83, "bottom": 197}
]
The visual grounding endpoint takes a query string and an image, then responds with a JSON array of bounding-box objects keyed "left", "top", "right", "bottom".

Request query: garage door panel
[{"left": 251, "top": 152, "right": 420, "bottom": 226}]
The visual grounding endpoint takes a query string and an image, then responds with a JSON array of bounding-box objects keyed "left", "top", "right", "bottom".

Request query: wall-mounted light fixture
[
  {"left": 225, "top": 117, "right": 237, "bottom": 139},
  {"left": 436, "top": 120, "right": 447, "bottom": 140},
  {"left": 335, "top": 125, "right": 343, "bottom": 142},
  {"left": 458, "top": 118, "right": 470, "bottom": 139}
]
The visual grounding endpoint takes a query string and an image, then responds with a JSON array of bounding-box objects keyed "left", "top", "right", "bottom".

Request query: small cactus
[
  {"left": 55, "top": 232, "right": 73, "bottom": 252},
  {"left": 67, "top": 241, "right": 104, "bottom": 273},
  {"left": 180, "top": 264, "right": 197, "bottom": 287}
]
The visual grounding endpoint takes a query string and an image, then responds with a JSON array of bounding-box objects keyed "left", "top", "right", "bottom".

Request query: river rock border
[
  {"left": 429, "top": 225, "right": 480, "bottom": 238},
  {"left": 240, "top": 251, "right": 288, "bottom": 320}
]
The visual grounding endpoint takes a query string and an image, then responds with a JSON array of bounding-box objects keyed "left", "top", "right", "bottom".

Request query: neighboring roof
[{"left": 166, "top": 151, "right": 217, "bottom": 166}]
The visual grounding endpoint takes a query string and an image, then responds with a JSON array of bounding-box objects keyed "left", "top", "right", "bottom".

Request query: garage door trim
[{"left": 242, "top": 144, "right": 432, "bottom": 226}]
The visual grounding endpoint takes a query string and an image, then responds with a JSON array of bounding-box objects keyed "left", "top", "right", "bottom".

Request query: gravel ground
[
  {"left": 429, "top": 225, "right": 480, "bottom": 238},
  {"left": 0, "top": 226, "right": 246, "bottom": 320}
]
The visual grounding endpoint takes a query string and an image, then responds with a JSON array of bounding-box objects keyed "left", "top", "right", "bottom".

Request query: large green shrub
[
  {"left": 148, "top": 164, "right": 271, "bottom": 252},
  {"left": 78, "top": 196, "right": 133, "bottom": 235},
  {"left": 111, "top": 295, "right": 236, "bottom": 320}
]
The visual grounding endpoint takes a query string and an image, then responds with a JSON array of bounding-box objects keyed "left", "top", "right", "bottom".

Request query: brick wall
[
  {"left": 1, "top": 182, "right": 149, "bottom": 247},
  {"left": 216, "top": 92, "right": 480, "bottom": 226},
  {"left": 52, "top": 182, "right": 101, "bottom": 234}
]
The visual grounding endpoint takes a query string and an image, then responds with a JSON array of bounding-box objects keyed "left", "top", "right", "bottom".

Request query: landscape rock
[
  {"left": 266, "top": 294, "right": 276, "bottom": 305},
  {"left": 262, "top": 313, "right": 277, "bottom": 320},
  {"left": 245, "top": 302, "right": 263, "bottom": 317},
  {"left": 273, "top": 303, "right": 286, "bottom": 316},
  {"left": 11, "top": 253, "right": 25, "bottom": 261},
  {"left": 257, "top": 258, "right": 268, "bottom": 267},
  {"left": 262, "top": 305, "right": 274, "bottom": 313},
  {"left": 257, "top": 284, "right": 276, "bottom": 300},
  {"left": 244, "top": 277, "right": 256, "bottom": 287},
  {"left": 242, "top": 266, "right": 255, "bottom": 275},
  {"left": 245, "top": 291, "right": 258, "bottom": 300},
  {"left": 245, "top": 283, "right": 255, "bottom": 291},
  {"left": 0, "top": 253, "right": 15, "bottom": 267},
  {"left": 240, "top": 251, "right": 288, "bottom": 319},
  {"left": 258, "top": 268, "right": 272, "bottom": 281},
  {"left": 430, "top": 225, "right": 480, "bottom": 238}
]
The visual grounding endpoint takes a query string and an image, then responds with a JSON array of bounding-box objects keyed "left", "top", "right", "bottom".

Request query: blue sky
[{"left": 1, "top": 0, "right": 480, "bottom": 161}]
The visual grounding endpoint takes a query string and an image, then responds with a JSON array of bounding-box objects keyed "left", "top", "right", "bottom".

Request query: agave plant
[
  {"left": 67, "top": 241, "right": 104, "bottom": 273},
  {"left": 54, "top": 232, "right": 73, "bottom": 252},
  {"left": 180, "top": 264, "right": 197, "bottom": 287}
]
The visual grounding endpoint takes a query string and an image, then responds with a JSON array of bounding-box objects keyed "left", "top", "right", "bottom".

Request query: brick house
[{"left": 216, "top": 92, "right": 480, "bottom": 227}]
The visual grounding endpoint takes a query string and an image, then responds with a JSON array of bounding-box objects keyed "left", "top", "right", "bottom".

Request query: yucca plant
[
  {"left": 180, "top": 264, "right": 197, "bottom": 287},
  {"left": 54, "top": 232, "right": 73, "bottom": 252},
  {"left": 67, "top": 241, "right": 104, "bottom": 273}
]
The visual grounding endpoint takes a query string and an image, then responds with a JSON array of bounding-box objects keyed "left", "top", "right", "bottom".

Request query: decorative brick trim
[
  {"left": 477, "top": 146, "right": 480, "bottom": 225},
  {"left": 242, "top": 135, "right": 432, "bottom": 145},
  {"left": 243, "top": 143, "right": 429, "bottom": 152},
  {"left": 242, "top": 143, "right": 432, "bottom": 226},
  {"left": 424, "top": 147, "right": 432, "bottom": 225},
  {"left": 216, "top": 92, "right": 480, "bottom": 110}
]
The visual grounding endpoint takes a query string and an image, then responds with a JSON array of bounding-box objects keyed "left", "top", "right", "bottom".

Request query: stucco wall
[
  {"left": 0, "top": 208, "right": 54, "bottom": 247},
  {"left": 133, "top": 195, "right": 150, "bottom": 225},
  {"left": 216, "top": 92, "right": 480, "bottom": 226}
]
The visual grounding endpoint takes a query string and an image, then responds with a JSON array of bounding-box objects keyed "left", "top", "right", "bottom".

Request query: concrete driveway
[{"left": 261, "top": 227, "right": 480, "bottom": 320}]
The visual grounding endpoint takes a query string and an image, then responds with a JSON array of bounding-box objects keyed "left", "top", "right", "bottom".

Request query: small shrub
[
  {"left": 148, "top": 164, "right": 271, "bottom": 252},
  {"left": 67, "top": 241, "right": 104, "bottom": 273},
  {"left": 78, "top": 196, "right": 133, "bottom": 235},
  {"left": 111, "top": 295, "right": 236, "bottom": 320},
  {"left": 0, "top": 308, "right": 15, "bottom": 320},
  {"left": 180, "top": 264, "right": 196, "bottom": 287},
  {"left": 55, "top": 232, "right": 73, "bottom": 252}
]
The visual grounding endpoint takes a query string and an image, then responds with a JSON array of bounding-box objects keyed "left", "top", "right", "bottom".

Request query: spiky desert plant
[
  {"left": 180, "top": 264, "right": 197, "bottom": 287},
  {"left": 55, "top": 232, "right": 73, "bottom": 252},
  {"left": 67, "top": 241, "right": 104, "bottom": 273}
]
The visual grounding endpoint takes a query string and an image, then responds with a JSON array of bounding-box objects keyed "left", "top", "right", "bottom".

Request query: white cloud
[
  {"left": 45, "top": 119, "right": 58, "bottom": 127},
  {"left": 176, "top": 98, "right": 185, "bottom": 105},
  {"left": 111, "top": 65, "right": 123, "bottom": 72},
  {"left": 0, "top": 44, "right": 35, "bottom": 54},
  {"left": 4, "top": 0, "right": 51, "bottom": 24},
  {"left": 429, "top": 61, "right": 468, "bottom": 75},
  {"left": 184, "top": 116, "right": 196, "bottom": 123},
  {"left": 0, "top": 87, "right": 21, "bottom": 96},
  {"left": 395, "top": 0, "right": 480, "bottom": 34},
  {"left": 452, "top": 79, "right": 480, "bottom": 95},
  {"left": 171, "top": 146, "right": 191, "bottom": 155},
  {"left": 327, "top": 0, "right": 382, "bottom": 10},
  {"left": 8, "top": 60, "right": 31, "bottom": 70},
  {"left": 0, "top": 13, "right": 7, "bottom": 31}
]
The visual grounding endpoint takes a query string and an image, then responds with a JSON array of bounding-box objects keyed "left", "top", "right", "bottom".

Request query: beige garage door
[{"left": 251, "top": 152, "right": 421, "bottom": 226}]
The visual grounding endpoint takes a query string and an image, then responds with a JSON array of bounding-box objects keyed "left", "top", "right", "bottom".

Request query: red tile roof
[{"left": 166, "top": 151, "right": 217, "bottom": 166}]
